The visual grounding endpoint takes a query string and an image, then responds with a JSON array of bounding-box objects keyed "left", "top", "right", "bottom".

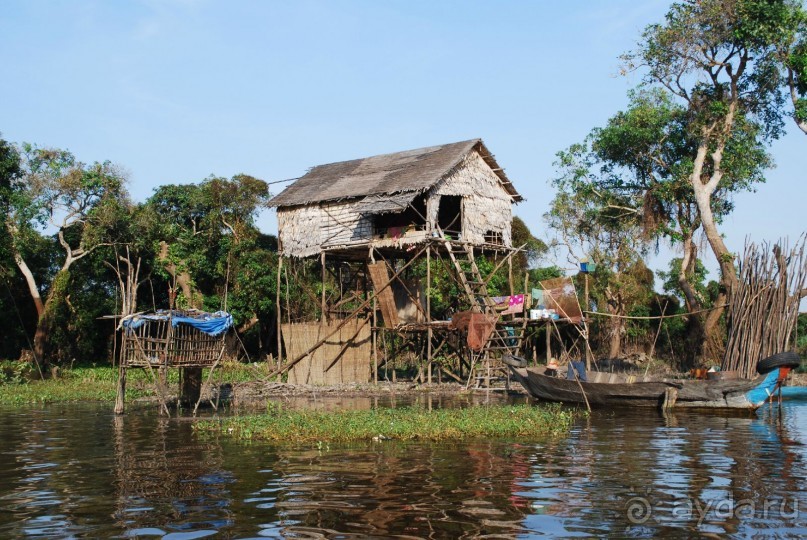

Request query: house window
[{"left": 372, "top": 195, "right": 427, "bottom": 237}]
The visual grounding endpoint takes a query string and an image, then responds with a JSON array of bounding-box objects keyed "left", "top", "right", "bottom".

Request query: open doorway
[{"left": 437, "top": 195, "right": 462, "bottom": 237}]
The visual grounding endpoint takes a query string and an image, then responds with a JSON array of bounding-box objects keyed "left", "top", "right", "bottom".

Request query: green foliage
[
  {"left": 795, "top": 97, "right": 807, "bottom": 122},
  {"left": 511, "top": 216, "right": 547, "bottom": 271},
  {"left": 629, "top": 0, "right": 797, "bottom": 139},
  {"left": 0, "top": 135, "right": 21, "bottom": 212},
  {"left": 547, "top": 141, "right": 657, "bottom": 357},
  {"left": 657, "top": 258, "right": 713, "bottom": 305},
  {"left": 792, "top": 38, "right": 807, "bottom": 94},
  {"left": 195, "top": 403, "right": 579, "bottom": 443},
  {"left": 796, "top": 313, "right": 807, "bottom": 361},
  {"left": 143, "top": 175, "right": 272, "bottom": 314},
  {"left": 0, "top": 362, "right": 258, "bottom": 404},
  {"left": 528, "top": 265, "right": 564, "bottom": 284},
  {"left": 0, "top": 360, "right": 35, "bottom": 385}
]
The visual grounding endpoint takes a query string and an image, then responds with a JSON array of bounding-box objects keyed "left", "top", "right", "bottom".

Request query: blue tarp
[
  {"left": 122, "top": 310, "right": 233, "bottom": 337},
  {"left": 171, "top": 312, "right": 233, "bottom": 336}
]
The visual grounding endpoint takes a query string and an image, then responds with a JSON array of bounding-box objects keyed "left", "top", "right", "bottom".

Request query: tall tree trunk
[
  {"left": 6, "top": 223, "right": 45, "bottom": 319},
  {"left": 32, "top": 269, "right": 72, "bottom": 369},
  {"left": 677, "top": 232, "right": 702, "bottom": 314},
  {"left": 690, "top": 133, "right": 737, "bottom": 362},
  {"left": 608, "top": 321, "right": 623, "bottom": 359},
  {"left": 11, "top": 248, "right": 45, "bottom": 319},
  {"left": 605, "top": 293, "right": 624, "bottom": 359}
]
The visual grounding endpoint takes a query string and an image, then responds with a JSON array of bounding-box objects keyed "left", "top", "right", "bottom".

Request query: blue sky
[{"left": 1, "top": 0, "right": 804, "bottom": 279}]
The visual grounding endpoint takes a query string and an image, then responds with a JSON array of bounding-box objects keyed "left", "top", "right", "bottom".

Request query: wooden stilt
[
  {"left": 427, "top": 245, "right": 432, "bottom": 384},
  {"left": 181, "top": 367, "right": 203, "bottom": 407},
  {"left": 321, "top": 251, "right": 327, "bottom": 325},
  {"left": 114, "top": 364, "right": 126, "bottom": 415},
  {"left": 373, "top": 297, "right": 378, "bottom": 384},
  {"left": 584, "top": 272, "right": 591, "bottom": 371},
  {"left": 367, "top": 252, "right": 378, "bottom": 384},
  {"left": 276, "top": 255, "right": 283, "bottom": 370},
  {"left": 662, "top": 387, "right": 678, "bottom": 410},
  {"left": 508, "top": 256, "right": 513, "bottom": 296}
]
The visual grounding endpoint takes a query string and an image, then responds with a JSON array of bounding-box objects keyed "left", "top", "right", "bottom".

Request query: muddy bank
[
  {"left": 207, "top": 380, "right": 527, "bottom": 407},
  {"left": 126, "top": 379, "right": 529, "bottom": 411}
]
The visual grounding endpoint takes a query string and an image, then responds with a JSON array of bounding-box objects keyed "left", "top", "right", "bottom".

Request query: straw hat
[{"left": 547, "top": 358, "right": 559, "bottom": 370}]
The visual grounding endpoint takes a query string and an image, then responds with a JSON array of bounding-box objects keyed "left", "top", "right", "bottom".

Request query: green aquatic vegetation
[
  {"left": 0, "top": 367, "right": 150, "bottom": 405},
  {"left": 0, "top": 361, "right": 257, "bottom": 405},
  {"left": 195, "top": 404, "right": 578, "bottom": 443}
]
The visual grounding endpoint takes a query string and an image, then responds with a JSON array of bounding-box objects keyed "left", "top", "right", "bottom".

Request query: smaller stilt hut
[{"left": 116, "top": 309, "right": 233, "bottom": 414}]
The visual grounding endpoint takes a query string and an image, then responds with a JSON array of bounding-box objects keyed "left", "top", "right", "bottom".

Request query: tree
[
  {"left": 623, "top": 0, "right": 798, "bottom": 357},
  {"left": 547, "top": 144, "right": 654, "bottom": 359},
  {"left": 511, "top": 216, "right": 548, "bottom": 274},
  {"left": 4, "top": 143, "right": 127, "bottom": 366},
  {"left": 776, "top": 1, "right": 807, "bottom": 134},
  {"left": 787, "top": 32, "right": 807, "bottom": 133},
  {"left": 142, "top": 174, "right": 272, "bottom": 333},
  {"left": 583, "top": 89, "right": 769, "bottom": 361},
  {"left": 760, "top": 0, "right": 807, "bottom": 133},
  {"left": 0, "top": 136, "right": 22, "bottom": 274}
]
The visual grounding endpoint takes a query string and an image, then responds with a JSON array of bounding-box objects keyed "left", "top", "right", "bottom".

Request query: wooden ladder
[
  {"left": 441, "top": 237, "right": 496, "bottom": 312},
  {"left": 438, "top": 233, "right": 529, "bottom": 387}
]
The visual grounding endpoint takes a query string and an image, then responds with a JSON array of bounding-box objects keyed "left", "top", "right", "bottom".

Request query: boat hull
[{"left": 510, "top": 367, "right": 785, "bottom": 410}]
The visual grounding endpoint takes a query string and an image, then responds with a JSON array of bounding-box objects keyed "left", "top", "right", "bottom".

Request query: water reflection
[
  {"left": 111, "top": 414, "right": 235, "bottom": 537},
  {"left": 0, "top": 396, "right": 806, "bottom": 538},
  {"left": 255, "top": 440, "right": 534, "bottom": 538}
]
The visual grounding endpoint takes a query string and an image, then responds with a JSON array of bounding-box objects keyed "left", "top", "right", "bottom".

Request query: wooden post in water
[
  {"left": 114, "top": 358, "right": 126, "bottom": 415},
  {"left": 662, "top": 387, "right": 678, "bottom": 410},
  {"left": 181, "top": 367, "right": 203, "bottom": 406}
]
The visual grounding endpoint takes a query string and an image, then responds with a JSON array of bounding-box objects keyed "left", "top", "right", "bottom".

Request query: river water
[{"left": 1, "top": 390, "right": 807, "bottom": 539}]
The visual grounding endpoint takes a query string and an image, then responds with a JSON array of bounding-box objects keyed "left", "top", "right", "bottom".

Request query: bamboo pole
[
  {"left": 427, "top": 245, "right": 432, "bottom": 384},
  {"left": 508, "top": 256, "right": 513, "bottom": 296},
  {"left": 276, "top": 255, "right": 283, "bottom": 370},
  {"left": 723, "top": 236, "right": 807, "bottom": 378},
  {"left": 321, "top": 251, "right": 327, "bottom": 326}
]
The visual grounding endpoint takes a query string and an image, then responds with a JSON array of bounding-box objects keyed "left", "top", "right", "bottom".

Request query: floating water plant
[{"left": 195, "top": 404, "right": 577, "bottom": 443}]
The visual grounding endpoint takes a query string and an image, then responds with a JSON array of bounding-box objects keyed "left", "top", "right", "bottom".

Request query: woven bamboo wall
[
  {"left": 283, "top": 319, "right": 372, "bottom": 385},
  {"left": 429, "top": 151, "right": 513, "bottom": 246},
  {"left": 121, "top": 317, "right": 224, "bottom": 368}
]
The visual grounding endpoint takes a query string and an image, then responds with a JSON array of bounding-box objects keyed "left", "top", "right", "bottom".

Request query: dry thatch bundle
[{"left": 722, "top": 235, "right": 807, "bottom": 378}]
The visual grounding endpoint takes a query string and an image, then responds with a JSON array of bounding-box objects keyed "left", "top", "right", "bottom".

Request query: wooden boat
[{"left": 507, "top": 352, "right": 801, "bottom": 411}]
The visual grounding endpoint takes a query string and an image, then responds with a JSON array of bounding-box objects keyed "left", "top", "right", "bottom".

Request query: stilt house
[{"left": 269, "top": 139, "right": 529, "bottom": 386}]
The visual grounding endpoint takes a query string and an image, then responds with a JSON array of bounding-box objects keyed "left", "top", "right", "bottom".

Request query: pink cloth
[{"left": 503, "top": 294, "right": 524, "bottom": 315}]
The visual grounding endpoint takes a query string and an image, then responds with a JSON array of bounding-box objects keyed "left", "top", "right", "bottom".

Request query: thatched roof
[{"left": 269, "top": 138, "right": 522, "bottom": 208}]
